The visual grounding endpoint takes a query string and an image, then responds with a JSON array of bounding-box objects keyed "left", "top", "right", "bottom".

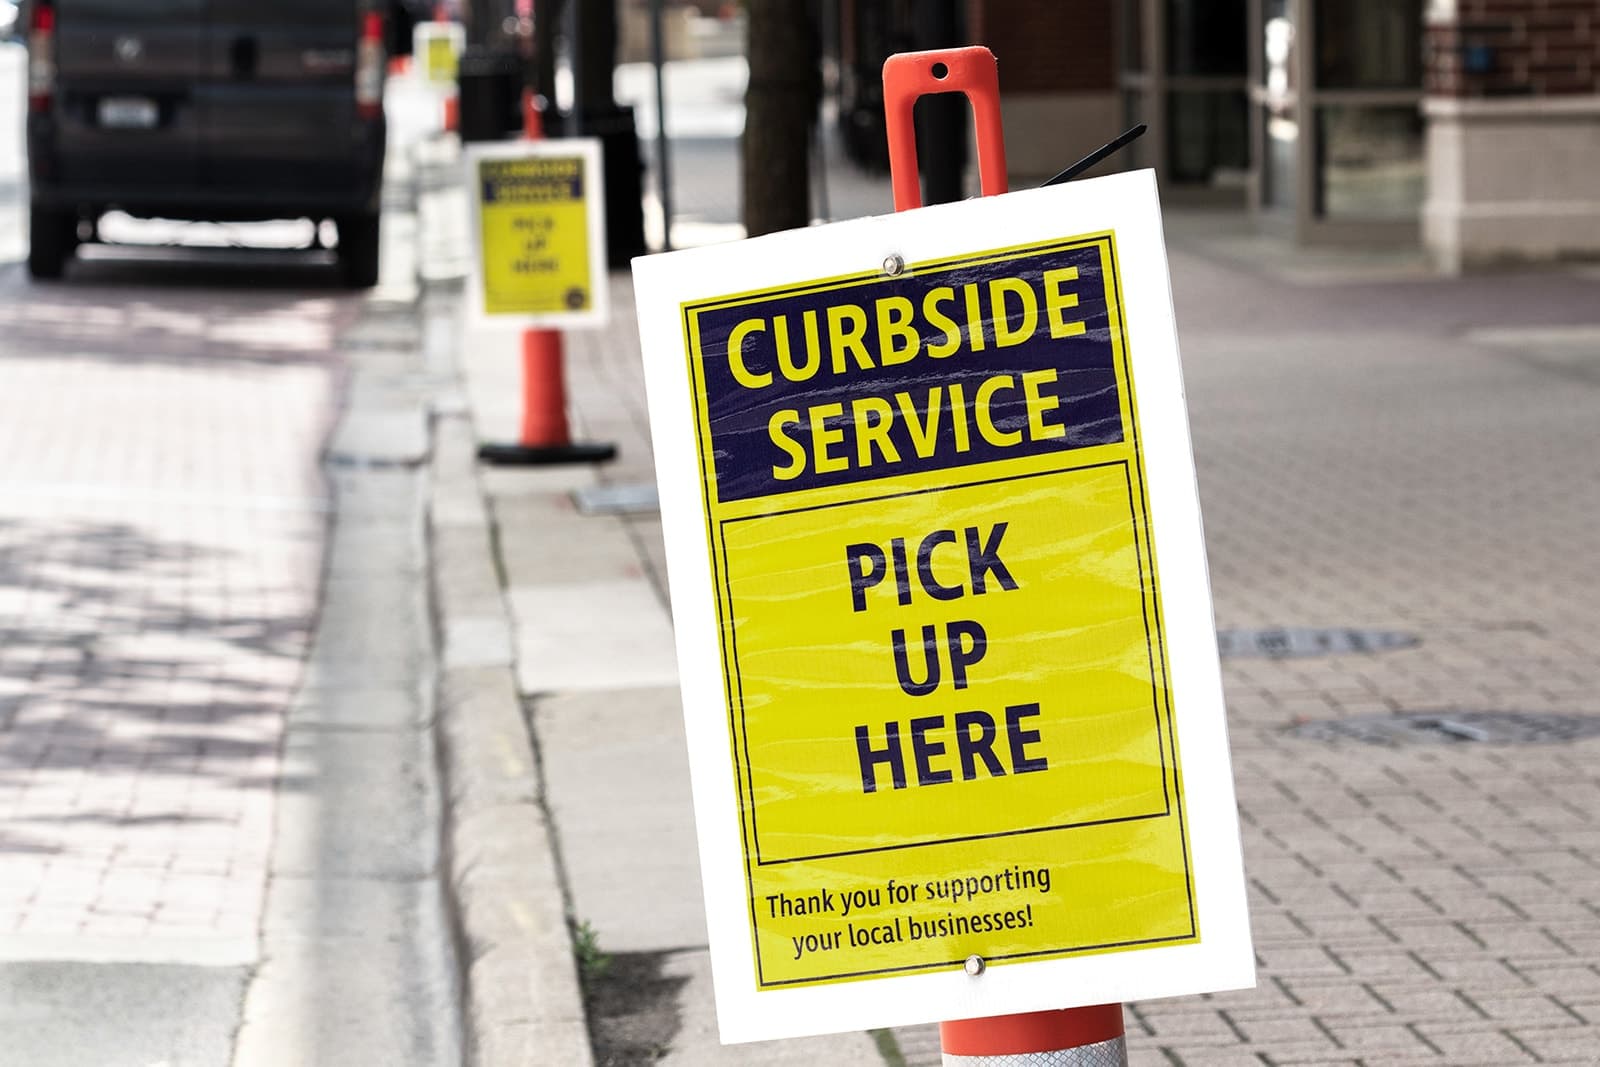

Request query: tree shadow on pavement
[{"left": 0, "top": 516, "right": 314, "bottom": 796}]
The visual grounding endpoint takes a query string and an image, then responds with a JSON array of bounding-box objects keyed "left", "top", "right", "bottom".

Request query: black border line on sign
[
  {"left": 720, "top": 460, "right": 1173, "bottom": 866},
  {"left": 1101, "top": 232, "right": 1199, "bottom": 941},
  {"left": 678, "top": 299, "right": 767, "bottom": 988},
  {"left": 756, "top": 928, "right": 1200, "bottom": 988}
]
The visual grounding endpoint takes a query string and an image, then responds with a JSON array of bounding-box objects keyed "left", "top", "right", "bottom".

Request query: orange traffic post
[
  {"left": 432, "top": 3, "right": 458, "bottom": 132},
  {"left": 881, "top": 46, "right": 1008, "bottom": 211},
  {"left": 883, "top": 46, "right": 1126, "bottom": 1066},
  {"left": 942, "top": 1004, "right": 1127, "bottom": 1064},
  {"left": 478, "top": 90, "right": 616, "bottom": 466}
]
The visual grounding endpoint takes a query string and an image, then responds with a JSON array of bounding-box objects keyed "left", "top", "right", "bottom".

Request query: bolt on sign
[
  {"left": 464, "top": 139, "right": 608, "bottom": 327},
  {"left": 633, "top": 172, "right": 1252, "bottom": 1043}
]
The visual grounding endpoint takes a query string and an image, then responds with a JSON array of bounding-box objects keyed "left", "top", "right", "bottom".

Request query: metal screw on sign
[
  {"left": 881, "top": 45, "right": 1129, "bottom": 1067},
  {"left": 882, "top": 253, "right": 905, "bottom": 277}
]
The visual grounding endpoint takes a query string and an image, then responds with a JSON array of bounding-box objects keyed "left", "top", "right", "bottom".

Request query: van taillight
[
  {"left": 28, "top": 1, "right": 57, "bottom": 114},
  {"left": 356, "top": 10, "right": 384, "bottom": 120}
]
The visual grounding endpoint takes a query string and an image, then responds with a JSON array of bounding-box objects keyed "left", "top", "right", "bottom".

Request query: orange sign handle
[{"left": 882, "top": 46, "right": 1008, "bottom": 213}]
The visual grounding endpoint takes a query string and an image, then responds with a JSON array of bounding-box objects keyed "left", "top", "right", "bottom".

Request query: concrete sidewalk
[{"left": 418, "top": 129, "right": 1600, "bottom": 1064}]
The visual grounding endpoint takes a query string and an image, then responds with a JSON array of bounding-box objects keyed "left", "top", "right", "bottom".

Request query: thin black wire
[{"left": 1040, "top": 123, "right": 1148, "bottom": 187}]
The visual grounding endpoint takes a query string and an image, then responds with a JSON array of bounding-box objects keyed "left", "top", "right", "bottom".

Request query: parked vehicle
[{"left": 23, "top": 0, "right": 389, "bottom": 285}]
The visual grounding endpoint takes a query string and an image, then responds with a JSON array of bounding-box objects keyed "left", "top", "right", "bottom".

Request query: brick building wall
[
  {"left": 960, "top": 0, "right": 1121, "bottom": 177},
  {"left": 1427, "top": 0, "right": 1600, "bottom": 96},
  {"left": 964, "top": 0, "right": 1117, "bottom": 93}
]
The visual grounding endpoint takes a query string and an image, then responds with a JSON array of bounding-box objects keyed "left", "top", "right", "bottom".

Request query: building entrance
[{"left": 1249, "top": 0, "right": 1425, "bottom": 242}]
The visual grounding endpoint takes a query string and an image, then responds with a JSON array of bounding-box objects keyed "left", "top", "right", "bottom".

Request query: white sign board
[
  {"left": 632, "top": 170, "right": 1253, "bottom": 1043},
  {"left": 463, "top": 139, "right": 609, "bottom": 328}
]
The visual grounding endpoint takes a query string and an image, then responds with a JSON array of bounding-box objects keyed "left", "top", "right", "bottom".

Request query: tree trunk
[
  {"left": 533, "top": 0, "right": 565, "bottom": 106},
  {"left": 572, "top": 0, "right": 618, "bottom": 116},
  {"left": 742, "top": 0, "right": 817, "bottom": 237},
  {"left": 913, "top": 0, "right": 966, "bottom": 205}
]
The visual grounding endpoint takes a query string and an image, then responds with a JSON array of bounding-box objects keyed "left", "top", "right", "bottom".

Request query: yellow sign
[
  {"left": 424, "top": 33, "right": 458, "bottom": 84},
  {"left": 466, "top": 140, "right": 608, "bottom": 325},
  {"left": 682, "top": 233, "right": 1195, "bottom": 988},
  {"left": 413, "top": 21, "right": 463, "bottom": 87}
]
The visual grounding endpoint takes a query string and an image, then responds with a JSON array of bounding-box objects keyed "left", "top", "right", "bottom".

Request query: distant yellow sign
[
  {"left": 413, "top": 21, "right": 463, "bottom": 86},
  {"left": 467, "top": 140, "right": 607, "bottom": 325},
  {"left": 682, "top": 233, "right": 1195, "bottom": 988},
  {"left": 424, "top": 33, "right": 457, "bottom": 83}
]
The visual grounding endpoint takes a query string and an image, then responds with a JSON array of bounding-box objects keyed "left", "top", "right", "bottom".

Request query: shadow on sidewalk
[
  {"left": 0, "top": 516, "right": 314, "bottom": 825},
  {"left": 582, "top": 949, "right": 690, "bottom": 1067}
]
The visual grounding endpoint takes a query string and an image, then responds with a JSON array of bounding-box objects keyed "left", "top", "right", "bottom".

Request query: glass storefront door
[
  {"left": 1248, "top": 0, "right": 1424, "bottom": 241},
  {"left": 1119, "top": 0, "right": 1250, "bottom": 201}
]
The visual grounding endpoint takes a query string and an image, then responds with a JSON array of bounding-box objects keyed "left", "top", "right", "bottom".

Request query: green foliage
[{"left": 573, "top": 918, "right": 611, "bottom": 981}]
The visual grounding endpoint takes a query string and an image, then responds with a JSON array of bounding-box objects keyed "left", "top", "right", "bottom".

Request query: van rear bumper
[
  {"left": 28, "top": 116, "right": 387, "bottom": 222},
  {"left": 30, "top": 186, "right": 383, "bottom": 222}
]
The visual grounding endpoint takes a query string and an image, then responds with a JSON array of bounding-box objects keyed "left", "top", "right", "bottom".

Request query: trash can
[
  {"left": 456, "top": 47, "right": 522, "bottom": 142},
  {"left": 570, "top": 105, "right": 647, "bottom": 266}
]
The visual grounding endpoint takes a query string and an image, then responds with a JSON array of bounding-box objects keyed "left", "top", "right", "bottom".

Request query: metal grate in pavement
[
  {"left": 1287, "top": 710, "right": 1600, "bottom": 745},
  {"left": 1218, "top": 627, "right": 1419, "bottom": 658}
]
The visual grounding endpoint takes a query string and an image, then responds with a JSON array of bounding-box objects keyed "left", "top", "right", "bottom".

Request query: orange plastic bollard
[
  {"left": 516, "top": 329, "right": 571, "bottom": 447},
  {"left": 881, "top": 46, "right": 1008, "bottom": 212},
  {"left": 941, "top": 1005, "right": 1127, "bottom": 1065},
  {"left": 881, "top": 47, "right": 1128, "bottom": 1065},
  {"left": 477, "top": 325, "right": 616, "bottom": 464}
]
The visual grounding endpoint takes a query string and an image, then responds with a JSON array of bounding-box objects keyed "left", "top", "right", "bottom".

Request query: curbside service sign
[
  {"left": 464, "top": 139, "right": 608, "bottom": 327},
  {"left": 633, "top": 171, "right": 1252, "bottom": 1043}
]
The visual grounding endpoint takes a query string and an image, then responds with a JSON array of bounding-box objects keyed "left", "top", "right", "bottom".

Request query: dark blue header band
[
  {"left": 480, "top": 158, "right": 583, "bottom": 203},
  {"left": 688, "top": 239, "right": 1125, "bottom": 503}
]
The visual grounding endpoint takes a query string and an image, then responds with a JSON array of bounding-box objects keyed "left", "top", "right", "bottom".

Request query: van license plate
[{"left": 98, "top": 97, "right": 159, "bottom": 129}]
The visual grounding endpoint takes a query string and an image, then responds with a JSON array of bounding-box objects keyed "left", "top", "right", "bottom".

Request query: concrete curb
[
  {"left": 411, "top": 129, "right": 594, "bottom": 1067},
  {"left": 428, "top": 412, "right": 595, "bottom": 1067}
]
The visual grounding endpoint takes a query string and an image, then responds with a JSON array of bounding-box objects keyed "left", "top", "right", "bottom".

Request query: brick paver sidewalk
[{"left": 0, "top": 279, "right": 349, "bottom": 963}]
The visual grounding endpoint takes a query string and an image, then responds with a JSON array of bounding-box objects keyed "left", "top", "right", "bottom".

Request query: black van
[{"left": 24, "top": 0, "right": 390, "bottom": 286}]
